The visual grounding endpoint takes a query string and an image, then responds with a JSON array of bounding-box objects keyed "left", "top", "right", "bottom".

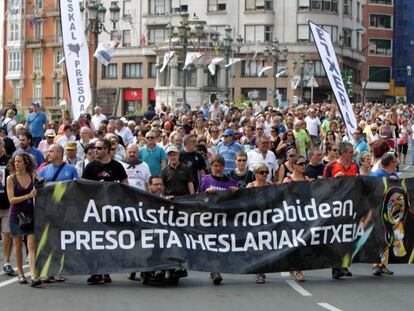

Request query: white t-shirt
[
  {"left": 121, "top": 161, "right": 151, "bottom": 190},
  {"left": 305, "top": 116, "right": 321, "bottom": 137},
  {"left": 91, "top": 114, "right": 107, "bottom": 130},
  {"left": 247, "top": 149, "right": 279, "bottom": 183}
]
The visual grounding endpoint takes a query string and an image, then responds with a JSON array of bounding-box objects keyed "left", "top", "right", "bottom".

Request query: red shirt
[{"left": 323, "top": 160, "right": 359, "bottom": 178}]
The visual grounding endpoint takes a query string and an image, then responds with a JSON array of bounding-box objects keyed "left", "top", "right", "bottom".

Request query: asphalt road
[{"left": 0, "top": 264, "right": 413, "bottom": 311}]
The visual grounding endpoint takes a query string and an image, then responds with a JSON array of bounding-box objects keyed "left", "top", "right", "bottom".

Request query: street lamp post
[
  {"left": 264, "top": 38, "right": 288, "bottom": 107},
  {"left": 299, "top": 54, "right": 305, "bottom": 104},
  {"left": 308, "top": 60, "right": 314, "bottom": 104},
  {"left": 86, "top": 0, "right": 120, "bottom": 109},
  {"left": 223, "top": 25, "right": 233, "bottom": 101},
  {"left": 178, "top": 12, "right": 190, "bottom": 103}
]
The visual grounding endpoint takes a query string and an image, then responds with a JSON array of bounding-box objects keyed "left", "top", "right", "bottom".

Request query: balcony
[
  {"left": 44, "top": 35, "right": 63, "bottom": 47},
  {"left": 26, "top": 38, "right": 45, "bottom": 48},
  {"left": 26, "top": 4, "right": 60, "bottom": 17}
]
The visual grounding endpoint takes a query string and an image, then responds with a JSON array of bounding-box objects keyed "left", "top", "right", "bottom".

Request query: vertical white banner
[
  {"left": 60, "top": 0, "right": 91, "bottom": 120},
  {"left": 308, "top": 20, "right": 357, "bottom": 137}
]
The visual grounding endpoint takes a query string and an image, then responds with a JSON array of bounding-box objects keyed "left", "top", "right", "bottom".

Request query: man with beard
[{"left": 121, "top": 144, "right": 151, "bottom": 191}]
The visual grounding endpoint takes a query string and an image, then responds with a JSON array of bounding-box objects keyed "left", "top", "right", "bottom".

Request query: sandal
[
  {"left": 18, "top": 276, "right": 27, "bottom": 284},
  {"left": 55, "top": 276, "right": 66, "bottom": 282},
  {"left": 30, "top": 277, "right": 43, "bottom": 288},
  {"left": 256, "top": 273, "right": 266, "bottom": 284},
  {"left": 291, "top": 270, "right": 305, "bottom": 282}
]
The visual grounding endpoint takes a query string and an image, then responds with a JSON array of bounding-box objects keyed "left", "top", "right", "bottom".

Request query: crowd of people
[{"left": 0, "top": 98, "right": 411, "bottom": 287}]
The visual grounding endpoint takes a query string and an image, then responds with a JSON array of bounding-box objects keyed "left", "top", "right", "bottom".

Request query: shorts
[
  {"left": 9, "top": 217, "right": 34, "bottom": 237},
  {"left": 0, "top": 209, "right": 9, "bottom": 233},
  {"left": 398, "top": 144, "right": 408, "bottom": 155}
]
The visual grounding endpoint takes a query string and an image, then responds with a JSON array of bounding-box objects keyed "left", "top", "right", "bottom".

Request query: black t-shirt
[
  {"left": 4, "top": 137, "right": 16, "bottom": 156},
  {"left": 228, "top": 170, "right": 254, "bottom": 189},
  {"left": 82, "top": 159, "right": 128, "bottom": 182},
  {"left": 161, "top": 163, "right": 193, "bottom": 196},
  {"left": 305, "top": 163, "right": 325, "bottom": 180},
  {"left": 0, "top": 154, "right": 11, "bottom": 209},
  {"left": 179, "top": 150, "right": 206, "bottom": 191}
]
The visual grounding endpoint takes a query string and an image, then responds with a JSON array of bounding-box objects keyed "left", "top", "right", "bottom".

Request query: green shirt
[{"left": 293, "top": 129, "right": 310, "bottom": 156}]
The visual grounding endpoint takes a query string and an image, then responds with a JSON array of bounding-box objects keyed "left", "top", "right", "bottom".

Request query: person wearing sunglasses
[
  {"left": 247, "top": 135, "right": 278, "bottom": 183},
  {"left": 282, "top": 155, "right": 310, "bottom": 283},
  {"left": 246, "top": 163, "right": 274, "bottom": 284},
  {"left": 229, "top": 151, "right": 254, "bottom": 189},
  {"left": 322, "top": 142, "right": 339, "bottom": 165}
]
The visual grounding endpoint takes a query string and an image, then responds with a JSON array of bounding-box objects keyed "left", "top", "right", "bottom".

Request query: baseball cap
[
  {"left": 165, "top": 145, "right": 179, "bottom": 154},
  {"left": 222, "top": 129, "right": 234, "bottom": 137},
  {"left": 32, "top": 102, "right": 41, "bottom": 107}
]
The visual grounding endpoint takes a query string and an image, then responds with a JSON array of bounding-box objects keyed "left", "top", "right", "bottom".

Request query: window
[
  {"left": 342, "top": 28, "right": 352, "bottom": 47},
  {"left": 8, "top": 51, "right": 22, "bottom": 72},
  {"left": 123, "top": 30, "right": 132, "bottom": 46},
  {"left": 103, "top": 64, "right": 117, "bottom": 79},
  {"left": 8, "top": 21, "right": 20, "bottom": 41},
  {"left": 34, "top": 80, "right": 42, "bottom": 101},
  {"left": 55, "top": 49, "right": 64, "bottom": 69},
  {"left": 34, "top": 50, "right": 42, "bottom": 71},
  {"left": 369, "top": 66, "right": 390, "bottom": 82},
  {"left": 307, "top": 0, "right": 338, "bottom": 12},
  {"left": 369, "top": 39, "right": 392, "bottom": 56},
  {"left": 35, "top": 0, "right": 43, "bottom": 9},
  {"left": 123, "top": 63, "right": 142, "bottom": 78},
  {"left": 242, "top": 60, "right": 266, "bottom": 77},
  {"left": 246, "top": 0, "right": 273, "bottom": 11},
  {"left": 369, "top": 0, "right": 392, "bottom": 4},
  {"left": 178, "top": 69, "right": 196, "bottom": 87},
  {"left": 245, "top": 25, "right": 272, "bottom": 43},
  {"left": 204, "top": 69, "right": 217, "bottom": 87},
  {"left": 13, "top": 84, "right": 22, "bottom": 104},
  {"left": 149, "top": 0, "right": 166, "bottom": 15},
  {"left": 370, "top": 14, "right": 392, "bottom": 29},
  {"left": 322, "top": 25, "right": 338, "bottom": 43},
  {"left": 34, "top": 20, "right": 42, "bottom": 40},
  {"left": 55, "top": 81, "right": 63, "bottom": 101},
  {"left": 356, "top": 2, "right": 360, "bottom": 22},
  {"left": 55, "top": 19, "right": 62, "bottom": 42},
  {"left": 343, "top": 0, "right": 352, "bottom": 16},
  {"left": 148, "top": 62, "right": 157, "bottom": 78},
  {"left": 148, "top": 26, "right": 166, "bottom": 44},
  {"left": 123, "top": 0, "right": 132, "bottom": 17},
  {"left": 208, "top": 0, "right": 226, "bottom": 12},
  {"left": 297, "top": 24, "right": 310, "bottom": 42}
]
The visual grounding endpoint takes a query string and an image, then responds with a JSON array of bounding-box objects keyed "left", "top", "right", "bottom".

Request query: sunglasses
[
  {"left": 95, "top": 147, "right": 104, "bottom": 150},
  {"left": 295, "top": 162, "right": 306, "bottom": 166},
  {"left": 257, "top": 170, "right": 269, "bottom": 175},
  {"left": 236, "top": 159, "right": 247, "bottom": 162},
  {"left": 146, "top": 136, "right": 155, "bottom": 139}
]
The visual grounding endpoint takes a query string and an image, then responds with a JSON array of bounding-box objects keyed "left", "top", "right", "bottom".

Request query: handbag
[{"left": 18, "top": 212, "right": 34, "bottom": 231}]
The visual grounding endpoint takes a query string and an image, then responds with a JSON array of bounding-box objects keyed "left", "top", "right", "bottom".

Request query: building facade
[
  {"left": 97, "top": 0, "right": 365, "bottom": 114},
  {"left": 393, "top": 0, "right": 414, "bottom": 104},
  {"left": 361, "top": 0, "right": 394, "bottom": 103}
]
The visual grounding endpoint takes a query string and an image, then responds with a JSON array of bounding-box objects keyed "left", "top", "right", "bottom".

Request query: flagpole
[{"left": 166, "top": 14, "right": 172, "bottom": 109}]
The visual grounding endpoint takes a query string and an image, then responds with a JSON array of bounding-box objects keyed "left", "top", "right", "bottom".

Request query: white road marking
[
  {"left": 280, "top": 272, "right": 290, "bottom": 277},
  {"left": 317, "top": 302, "right": 343, "bottom": 311},
  {"left": 285, "top": 280, "right": 312, "bottom": 296},
  {"left": 0, "top": 266, "right": 29, "bottom": 288}
]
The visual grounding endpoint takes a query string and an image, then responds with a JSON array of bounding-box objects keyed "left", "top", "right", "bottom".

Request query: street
[{"left": 0, "top": 264, "right": 413, "bottom": 311}]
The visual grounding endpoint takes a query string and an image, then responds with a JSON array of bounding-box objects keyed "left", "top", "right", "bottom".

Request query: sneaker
[
  {"left": 332, "top": 268, "right": 345, "bottom": 279},
  {"left": 210, "top": 272, "right": 223, "bottom": 285},
  {"left": 30, "top": 277, "right": 43, "bottom": 288},
  {"left": 18, "top": 276, "right": 27, "bottom": 284},
  {"left": 372, "top": 265, "right": 382, "bottom": 276},
  {"left": 3, "top": 263, "right": 16, "bottom": 276},
  {"left": 256, "top": 273, "right": 266, "bottom": 284},
  {"left": 127, "top": 273, "right": 136, "bottom": 280},
  {"left": 87, "top": 274, "right": 104, "bottom": 285},
  {"left": 381, "top": 266, "right": 394, "bottom": 275},
  {"left": 103, "top": 274, "right": 112, "bottom": 283},
  {"left": 343, "top": 267, "right": 352, "bottom": 277}
]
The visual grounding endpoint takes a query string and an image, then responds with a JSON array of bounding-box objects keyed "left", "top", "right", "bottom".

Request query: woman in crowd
[
  {"left": 207, "top": 126, "right": 221, "bottom": 155},
  {"left": 246, "top": 163, "right": 273, "bottom": 284},
  {"left": 358, "top": 151, "right": 372, "bottom": 176},
  {"left": 229, "top": 151, "right": 254, "bottom": 189},
  {"left": 322, "top": 142, "right": 339, "bottom": 165},
  {"left": 276, "top": 130, "right": 299, "bottom": 164},
  {"left": 269, "top": 126, "right": 281, "bottom": 156},
  {"left": 75, "top": 143, "right": 96, "bottom": 177},
  {"left": 321, "top": 130, "right": 337, "bottom": 154},
  {"left": 370, "top": 139, "right": 390, "bottom": 172},
  {"left": 6, "top": 153, "right": 41, "bottom": 287},
  {"left": 282, "top": 155, "right": 311, "bottom": 283},
  {"left": 277, "top": 147, "right": 297, "bottom": 184},
  {"left": 398, "top": 118, "right": 410, "bottom": 164},
  {"left": 192, "top": 118, "right": 208, "bottom": 139},
  {"left": 379, "top": 118, "right": 394, "bottom": 149}
]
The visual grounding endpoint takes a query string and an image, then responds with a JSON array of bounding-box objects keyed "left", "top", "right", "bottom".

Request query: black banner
[{"left": 35, "top": 177, "right": 414, "bottom": 276}]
